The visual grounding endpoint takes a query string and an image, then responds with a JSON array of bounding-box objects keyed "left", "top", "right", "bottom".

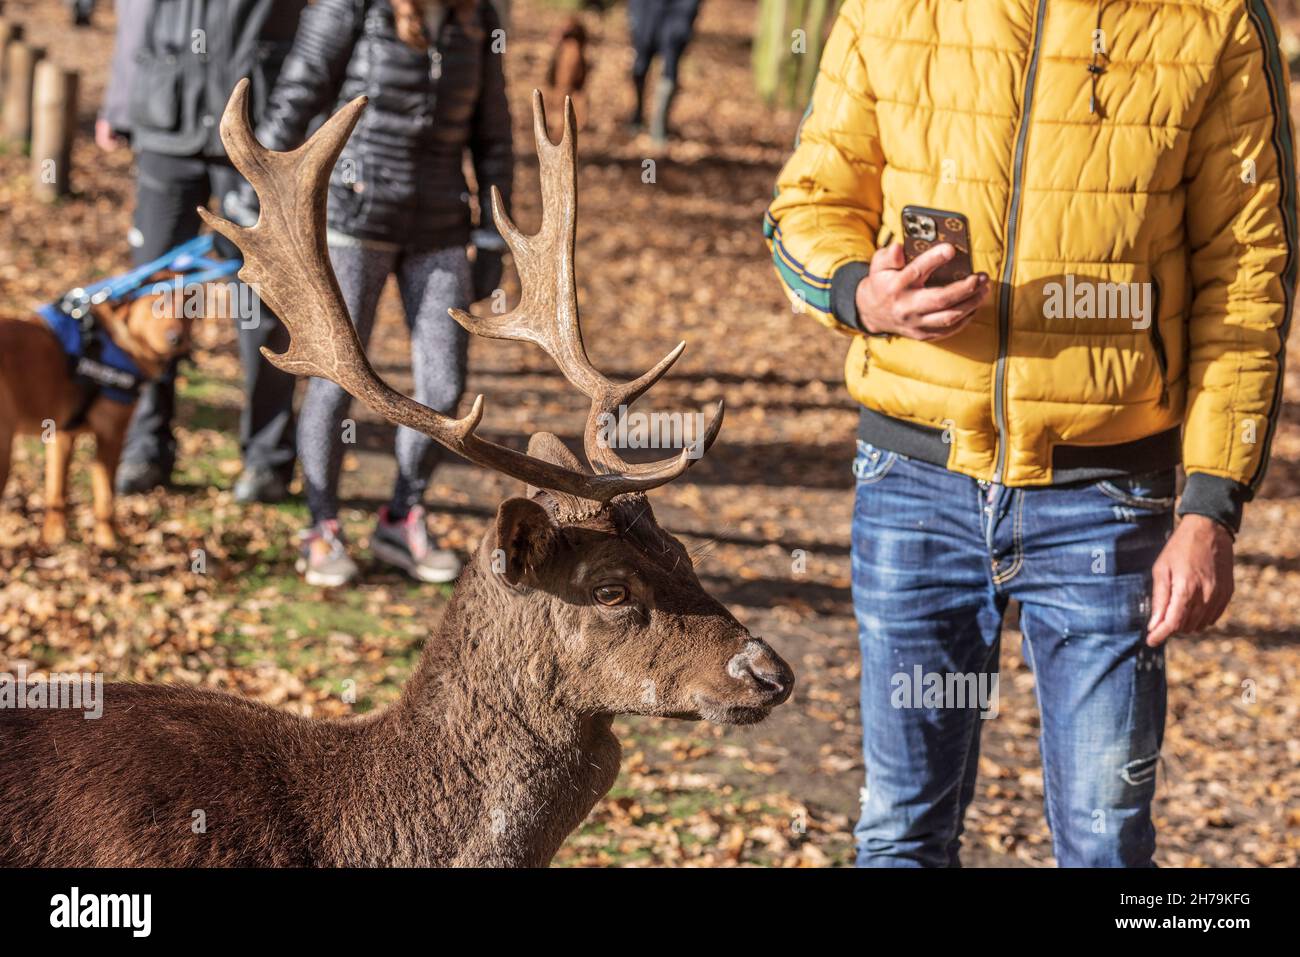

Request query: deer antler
[
  {"left": 201, "top": 80, "right": 720, "bottom": 503},
  {"left": 449, "top": 91, "right": 723, "bottom": 479}
]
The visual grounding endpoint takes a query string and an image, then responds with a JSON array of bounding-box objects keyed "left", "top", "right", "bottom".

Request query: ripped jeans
[{"left": 850, "top": 442, "right": 1171, "bottom": 867}]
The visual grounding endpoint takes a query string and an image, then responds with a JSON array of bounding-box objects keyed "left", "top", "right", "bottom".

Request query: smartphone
[{"left": 901, "top": 206, "right": 974, "bottom": 287}]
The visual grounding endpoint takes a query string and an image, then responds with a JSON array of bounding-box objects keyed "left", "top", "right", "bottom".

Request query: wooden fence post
[
  {"left": 32, "top": 60, "right": 77, "bottom": 200},
  {"left": 0, "top": 21, "right": 24, "bottom": 106},
  {"left": 1, "top": 40, "right": 42, "bottom": 145}
]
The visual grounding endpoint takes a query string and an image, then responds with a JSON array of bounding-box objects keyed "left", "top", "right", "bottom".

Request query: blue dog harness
[{"left": 37, "top": 235, "right": 241, "bottom": 427}]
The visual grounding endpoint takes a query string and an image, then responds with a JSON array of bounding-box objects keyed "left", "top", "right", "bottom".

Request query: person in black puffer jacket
[{"left": 251, "top": 0, "right": 513, "bottom": 588}]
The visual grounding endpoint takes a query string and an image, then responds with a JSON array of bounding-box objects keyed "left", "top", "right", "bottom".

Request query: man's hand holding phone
[{"left": 854, "top": 243, "right": 989, "bottom": 340}]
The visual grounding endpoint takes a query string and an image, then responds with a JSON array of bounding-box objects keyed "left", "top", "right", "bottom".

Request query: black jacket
[
  {"left": 255, "top": 0, "right": 513, "bottom": 249},
  {"left": 127, "top": 0, "right": 307, "bottom": 157}
]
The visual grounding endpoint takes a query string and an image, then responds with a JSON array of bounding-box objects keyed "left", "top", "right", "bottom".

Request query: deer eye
[{"left": 592, "top": 584, "right": 629, "bottom": 606}]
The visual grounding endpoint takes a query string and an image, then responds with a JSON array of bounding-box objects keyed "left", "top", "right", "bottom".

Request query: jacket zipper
[
  {"left": 992, "top": 0, "right": 1049, "bottom": 484},
  {"left": 1148, "top": 276, "right": 1169, "bottom": 404}
]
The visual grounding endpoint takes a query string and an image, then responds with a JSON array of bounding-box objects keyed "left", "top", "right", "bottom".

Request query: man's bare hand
[
  {"left": 854, "top": 242, "right": 990, "bottom": 340},
  {"left": 95, "top": 118, "right": 125, "bottom": 153},
  {"left": 1146, "top": 514, "right": 1234, "bottom": 646}
]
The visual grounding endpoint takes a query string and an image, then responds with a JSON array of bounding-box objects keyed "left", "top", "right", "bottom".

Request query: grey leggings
[{"left": 299, "top": 242, "right": 471, "bottom": 522}]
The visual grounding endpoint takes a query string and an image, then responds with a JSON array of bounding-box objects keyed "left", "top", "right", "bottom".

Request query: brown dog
[
  {"left": 0, "top": 284, "right": 196, "bottom": 549},
  {"left": 544, "top": 15, "right": 590, "bottom": 137}
]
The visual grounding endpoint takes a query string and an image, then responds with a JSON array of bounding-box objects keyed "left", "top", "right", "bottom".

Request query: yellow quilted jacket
[{"left": 765, "top": 0, "right": 1296, "bottom": 531}]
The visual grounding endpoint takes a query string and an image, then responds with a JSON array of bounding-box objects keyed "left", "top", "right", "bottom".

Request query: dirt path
[{"left": 1, "top": 0, "right": 1296, "bottom": 867}]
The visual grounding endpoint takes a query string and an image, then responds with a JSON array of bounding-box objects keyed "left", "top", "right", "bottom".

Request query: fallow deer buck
[{"left": 0, "top": 82, "right": 793, "bottom": 867}]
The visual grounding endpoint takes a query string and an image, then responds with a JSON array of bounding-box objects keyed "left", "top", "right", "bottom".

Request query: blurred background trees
[{"left": 753, "top": 0, "right": 839, "bottom": 108}]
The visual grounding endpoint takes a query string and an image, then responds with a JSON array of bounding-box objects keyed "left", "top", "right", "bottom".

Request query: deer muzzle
[{"left": 724, "top": 639, "right": 795, "bottom": 709}]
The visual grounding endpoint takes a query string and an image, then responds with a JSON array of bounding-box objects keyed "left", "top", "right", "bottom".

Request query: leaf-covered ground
[{"left": 1, "top": 0, "right": 1296, "bottom": 867}]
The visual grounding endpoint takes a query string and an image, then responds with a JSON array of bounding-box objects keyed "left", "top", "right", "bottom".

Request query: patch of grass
[
  {"left": 175, "top": 365, "right": 240, "bottom": 406},
  {"left": 211, "top": 551, "right": 441, "bottom": 712},
  {"left": 173, "top": 430, "right": 241, "bottom": 490},
  {"left": 553, "top": 836, "right": 657, "bottom": 867},
  {"left": 23, "top": 643, "right": 58, "bottom": 667}
]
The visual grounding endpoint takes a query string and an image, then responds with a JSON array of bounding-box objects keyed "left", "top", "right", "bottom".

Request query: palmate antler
[
  {"left": 450, "top": 90, "right": 723, "bottom": 480},
  {"left": 200, "top": 80, "right": 722, "bottom": 504}
]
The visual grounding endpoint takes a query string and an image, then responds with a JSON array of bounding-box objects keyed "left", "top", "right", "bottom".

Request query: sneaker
[
  {"left": 371, "top": 505, "right": 462, "bottom": 584},
  {"left": 233, "top": 467, "right": 289, "bottom": 504},
  {"left": 296, "top": 520, "right": 359, "bottom": 587},
  {"left": 115, "top": 460, "right": 169, "bottom": 495}
]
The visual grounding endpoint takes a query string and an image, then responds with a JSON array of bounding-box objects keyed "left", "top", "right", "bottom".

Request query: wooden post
[
  {"left": 32, "top": 61, "right": 78, "bottom": 200},
  {"left": 1, "top": 41, "right": 42, "bottom": 145},
  {"left": 0, "top": 21, "right": 24, "bottom": 106}
]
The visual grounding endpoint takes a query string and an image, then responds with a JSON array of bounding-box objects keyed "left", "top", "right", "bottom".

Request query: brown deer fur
[
  {"left": 0, "top": 286, "right": 195, "bottom": 549},
  {"left": 0, "top": 444, "right": 793, "bottom": 866}
]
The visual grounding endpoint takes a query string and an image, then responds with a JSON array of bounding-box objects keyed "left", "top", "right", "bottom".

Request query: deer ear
[{"left": 493, "top": 497, "right": 558, "bottom": 585}]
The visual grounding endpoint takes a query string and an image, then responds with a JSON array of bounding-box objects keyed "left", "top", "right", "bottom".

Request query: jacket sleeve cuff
[
  {"left": 1177, "top": 471, "right": 1251, "bottom": 535},
  {"left": 831, "top": 261, "right": 871, "bottom": 332}
]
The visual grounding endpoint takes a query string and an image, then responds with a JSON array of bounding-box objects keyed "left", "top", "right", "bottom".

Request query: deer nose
[
  {"left": 165, "top": 328, "right": 184, "bottom": 348},
  {"left": 727, "top": 640, "right": 794, "bottom": 704}
]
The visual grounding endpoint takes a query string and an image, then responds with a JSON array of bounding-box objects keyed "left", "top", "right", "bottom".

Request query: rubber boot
[{"left": 649, "top": 75, "right": 676, "bottom": 147}]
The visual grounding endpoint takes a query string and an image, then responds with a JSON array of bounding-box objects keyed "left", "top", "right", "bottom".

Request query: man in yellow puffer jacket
[{"left": 766, "top": 0, "right": 1294, "bottom": 866}]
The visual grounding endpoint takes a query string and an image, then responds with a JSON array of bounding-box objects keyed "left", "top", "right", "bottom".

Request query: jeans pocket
[
  {"left": 1096, "top": 469, "right": 1177, "bottom": 511},
  {"left": 852, "top": 440, "right": 898, "bottom": 486}
]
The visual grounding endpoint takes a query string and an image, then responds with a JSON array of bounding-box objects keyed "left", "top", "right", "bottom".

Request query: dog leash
[{"left": 57, "top": 234, "right": 241, "bottom": 320}]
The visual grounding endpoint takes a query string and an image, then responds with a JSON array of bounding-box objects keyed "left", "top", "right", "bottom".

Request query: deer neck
[{"left": 371, "top": 565, "right": 620, "bottom": 865}]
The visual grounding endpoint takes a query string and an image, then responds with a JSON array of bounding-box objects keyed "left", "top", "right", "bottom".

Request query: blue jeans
[{"left": 850, "top": 441, "right": 1172, "bottom": 867}]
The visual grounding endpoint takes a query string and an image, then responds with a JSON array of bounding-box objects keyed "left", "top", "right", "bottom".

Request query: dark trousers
[
  {"left": 628, "top": 0, "right": 702, "bottom": 83},
  {"left": 123, "top": 150, "right": 296, "bottom": 480}
]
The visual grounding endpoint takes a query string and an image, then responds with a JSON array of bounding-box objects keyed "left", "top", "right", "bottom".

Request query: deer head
[
  {"left": 201, "top": 81, "right": 793, "bottom": 726},
  {"left": 473, "top": 437, "right": 792, "bottom": 724}
]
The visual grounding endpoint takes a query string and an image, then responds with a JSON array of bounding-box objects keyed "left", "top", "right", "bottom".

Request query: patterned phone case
[{"left": 901, "top": 206, "right": 973, "bottom": 287}]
